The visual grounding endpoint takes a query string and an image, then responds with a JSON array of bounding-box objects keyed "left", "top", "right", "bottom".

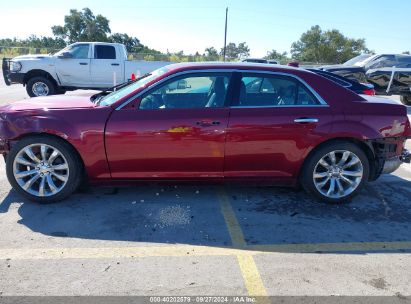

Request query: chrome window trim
[
  {"left": 115, "top": 69, "right": 329, "bottom": 110},
  {"left": 231, "top": 105, "right": 329, "bottom": 109}
]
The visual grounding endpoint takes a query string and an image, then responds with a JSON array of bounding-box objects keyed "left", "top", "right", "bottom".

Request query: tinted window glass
[
  {"left": 397, "top": 56, "right": 411, "bottom": 68},
  {"left": 95, "top": 45, "right": 116, "bottom": 59},
  {"left": 367, "top": 55, "right": 396, "bottom": 69},
  {"left": 67, "top": 44, "right": 89, "bottom": 59},
  {"left": 316, "top": 72, "right": 351, "bottom": 87},
  {"left": 139, "top": 74, "right": 230, "bottom": 109},
  {"left": 238, "top": 74, "right": 318, "bottom": 107},
  {"left": 242, "top": 77, "right": 275, "bottom": 93}
]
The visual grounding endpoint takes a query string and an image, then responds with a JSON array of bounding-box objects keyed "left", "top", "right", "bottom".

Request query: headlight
[{"left": 10, "top": 61, "right": 22, "bottom": 72}]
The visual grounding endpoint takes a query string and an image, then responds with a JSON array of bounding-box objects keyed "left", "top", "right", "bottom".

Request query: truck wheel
[
  {"left": 26, "top": 76, "right": 56, "bottom": 97},
  {"left": 300, "top": 141, "right": 369, "bottom": 204},
  {"left": 400, "top": 95, "right": 411, "bottom": 106}
]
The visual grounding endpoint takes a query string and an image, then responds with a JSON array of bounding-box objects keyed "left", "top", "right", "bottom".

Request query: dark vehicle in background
[
  {"left": 242, "top": 58, "right": 278, "bottom": 64},
  {"left": 308, "top": 69, "right": 375, "bottom": 96},
  {"left": 321, "top": 54, "right": 411, "bottom": 105}
]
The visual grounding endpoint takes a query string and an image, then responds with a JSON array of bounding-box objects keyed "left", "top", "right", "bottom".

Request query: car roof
[{"left": 164, "top": 62, "right": 306, "bottom": 74}]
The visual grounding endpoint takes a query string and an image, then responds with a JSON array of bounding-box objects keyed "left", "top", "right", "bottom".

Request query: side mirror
[{"left": 58, "top": 52, "right": 73, "bottom": 59}]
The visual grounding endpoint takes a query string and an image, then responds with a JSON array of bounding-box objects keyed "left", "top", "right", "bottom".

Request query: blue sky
[{"left": 1, "top": 0, "right": 410, "bottom": 57}]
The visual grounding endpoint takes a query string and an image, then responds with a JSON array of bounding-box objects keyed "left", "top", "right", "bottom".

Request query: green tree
[
  {"left": 204, "top": 47, "right": 220, "bottom": 61},
  {"left": 221, "top": 42, "right": 250, "bottom": 61},
  {"left": 291, "top": 25, "right": 370, "bottom": 63},
  {"left": 264, "top": 49, "right": 289, "bottom": 63},
  {"left": 52, "top": 8, "right": 111, "bottom": 43},
  {"left": 109, "top": 33, "right": 141, "bottom": 52}
]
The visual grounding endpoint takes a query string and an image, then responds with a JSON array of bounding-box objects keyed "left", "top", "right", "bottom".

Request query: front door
[
  {"left": 224, "top": 72, "right": 334, "bottom": 179},
  {"left": 55, "top": 43, "right": 92, "bottom": 87},
  {"left": 105, "top": 72, "right": 232, "bottom": 179}
]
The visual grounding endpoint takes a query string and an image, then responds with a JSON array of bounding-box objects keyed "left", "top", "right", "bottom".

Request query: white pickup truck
[{"left": 2, "top": 42, "right": 171, "bottom": 97}]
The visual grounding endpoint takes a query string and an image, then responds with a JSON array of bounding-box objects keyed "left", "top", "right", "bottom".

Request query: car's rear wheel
[
  {"left": 300, "top": 141, "right": 369, "bottom": 204},
  {"left": 6, "top": 135, "right": 82, "bottom": 203},
  {"left": 26, "top": 76, "right": 56, "bottom": 97}
]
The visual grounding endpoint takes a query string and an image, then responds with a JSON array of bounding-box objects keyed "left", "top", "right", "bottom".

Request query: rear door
[
  {"left": 224, "top": 72, "right": 334, "bottom": 179},
  {"left": 90, "top": 44, "right": 123, "bottom": 87}
]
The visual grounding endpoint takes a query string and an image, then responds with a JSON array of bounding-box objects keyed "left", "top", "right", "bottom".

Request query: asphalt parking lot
[{"left": 0, "top": 81, "right": 411, "bottom": 298}]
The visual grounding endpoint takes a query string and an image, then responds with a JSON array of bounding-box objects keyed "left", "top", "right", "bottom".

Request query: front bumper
[{"left": 2, "top": 58, "right": 24, "bottom": 86}]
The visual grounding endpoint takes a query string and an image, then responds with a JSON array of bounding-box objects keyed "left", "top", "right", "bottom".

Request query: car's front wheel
[
  {"left": 26, "top": 76, "right": 56, "bottom": 97},
  {"left": 6, "top": 135, "right": 82, "bottom": 203},
  {"left": 300, "top": 141, "right": 370, "bottom": 204}
]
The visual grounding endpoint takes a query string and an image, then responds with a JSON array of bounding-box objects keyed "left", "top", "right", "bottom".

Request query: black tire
[
  {"left": 56, "top": 88, "right": 66, "bottom": 95},
  {"left": 26, "top": 76, "right": 56, "bottom": 97},
  {"left": 400, "top": 95, "right": 411, "bottom": 106},
  {"left": 6, "top": 135, "right": 83, "bottom": 203},
  {"left": 300, "top": 141, "right": 370, "bottom": 204}
]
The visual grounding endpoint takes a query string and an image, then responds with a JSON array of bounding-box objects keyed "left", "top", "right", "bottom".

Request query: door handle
[
  {"left": 111, "top": 63, "right": 120, "bottom": 66},
  {"left": 196, "top": 120, "right": 220, "bottom": 127},
  {"left": 294, "top": 118, "right": 319, "bottom": 124},
  {"left": 79, "top": 62, "right": 88, "bottom": 65}
]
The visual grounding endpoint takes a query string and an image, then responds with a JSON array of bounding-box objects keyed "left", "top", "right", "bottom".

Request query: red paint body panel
[
  {"left": 225, "top": 106, "right": 334, "bottom": 178},
  {"left": 105, "top": 107, "right": 229, "bottom": 178},
  {"left": 0, "top": 63, "right": 409, "bottom": 185},
  {"left": 0, "top": 96, "right": 112, "bottom": 180}
]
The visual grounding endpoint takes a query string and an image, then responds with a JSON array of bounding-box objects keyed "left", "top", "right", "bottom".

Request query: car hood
[
  {"left": 12, "top": 54, "right": 53, "bottom": 61},
  {"left": 0, "top": 95, "right": 97, "bottom": 112}
]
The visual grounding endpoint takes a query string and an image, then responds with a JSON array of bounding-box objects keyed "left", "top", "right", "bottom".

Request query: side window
[
  {"left": 139, "top": 74, "right": 230, "bottom": 110},
  {"left": 397, "top": 56, "right": 411, "bottom": 68},
  {"left": 242, "top": 77, "right": 275, "bottom": 93},
  {"left": 238, "top": 74, "right": 319, "bottom": 107},
  {"left": 319, "top": 73, "right": 351, "bottom": 87},
  {"left": 367, "top": 55, "right": 396, "bottom": 69},
  {"left": 68, "top": 44, "right": 89, "bottom": 59},
  {"left": 95, "top": 45, "right": 116, "bottom": 59}
]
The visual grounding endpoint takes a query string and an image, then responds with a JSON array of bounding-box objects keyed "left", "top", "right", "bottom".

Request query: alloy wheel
[
  {"left": 313, "top": 150, "right": 364, "bottom": 199},
  {"left": 13, "top": 144, "right": 69, "bottom": 197}
]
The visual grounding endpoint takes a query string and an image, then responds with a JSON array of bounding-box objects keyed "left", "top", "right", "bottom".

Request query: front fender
[{"left": 1, "top": 108, "right": 112, "bottom": 180}]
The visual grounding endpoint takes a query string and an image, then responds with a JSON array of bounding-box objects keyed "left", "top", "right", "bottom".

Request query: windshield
[
  {"left": 54, "top": 45, "right": 71, "bottom": 56},
  {"left": 343, "top": 54, "right": 373, "bottom": 66},
  {"left": 99, "top": 66, "right": 170, "bottom": 106}
]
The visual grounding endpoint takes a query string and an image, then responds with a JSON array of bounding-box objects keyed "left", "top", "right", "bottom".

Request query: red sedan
[{"left": 0, "top": 63, "right": 410, "bottom": 203}]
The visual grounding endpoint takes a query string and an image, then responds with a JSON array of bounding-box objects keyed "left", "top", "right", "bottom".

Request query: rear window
[
  {"left": 95, "top": 45, "right": 116, "bottom": 59},
  {"left": 316, "top": 72, "right": 352, "bottom": 87}
]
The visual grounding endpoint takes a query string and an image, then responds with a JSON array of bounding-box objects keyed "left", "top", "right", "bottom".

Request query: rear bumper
[
  {"left": 381, "top": 149, "right": 410, "bottom": 175},
  {"left": 400, "top": 149, "right": 411, "bottom": 164}
]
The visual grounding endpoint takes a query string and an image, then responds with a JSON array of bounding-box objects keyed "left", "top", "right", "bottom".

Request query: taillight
[{"left": 363, "top": 88, "right": 375, "bottom": 95}]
